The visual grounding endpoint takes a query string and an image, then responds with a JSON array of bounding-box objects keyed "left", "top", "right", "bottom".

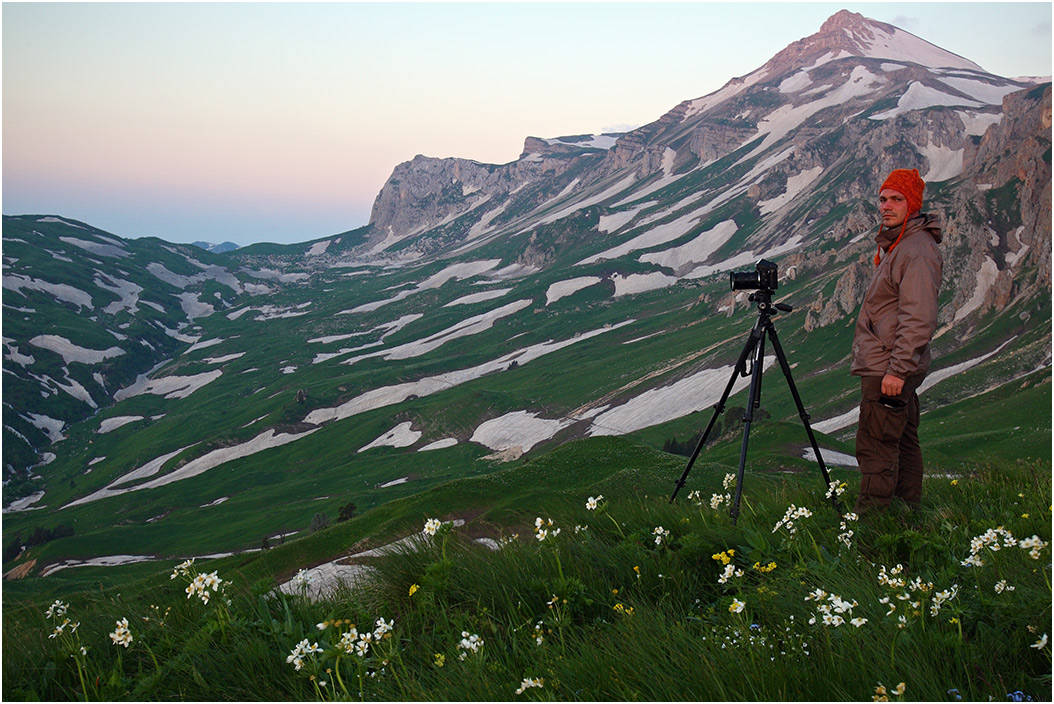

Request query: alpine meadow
[{"left": 2, "top": 10, "right": 1050, "bottom": 702}]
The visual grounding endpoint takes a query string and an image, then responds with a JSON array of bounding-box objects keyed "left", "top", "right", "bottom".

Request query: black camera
[{"left": 729, "top": 259, "right": 778, "bottom": 292}]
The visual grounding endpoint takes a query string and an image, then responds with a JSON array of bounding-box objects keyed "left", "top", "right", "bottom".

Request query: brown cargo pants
[{"left": 854, "top": 373, "right": 925, "bottom": 514}]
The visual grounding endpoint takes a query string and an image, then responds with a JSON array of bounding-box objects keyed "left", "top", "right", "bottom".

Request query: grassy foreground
[{"left": 2, "top": 438, "right": 1050, "bottom": 701}]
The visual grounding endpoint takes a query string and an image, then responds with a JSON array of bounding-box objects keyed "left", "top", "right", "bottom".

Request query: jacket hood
[{"left": 876, "top": 212, "right": 942, "bottom": 250}]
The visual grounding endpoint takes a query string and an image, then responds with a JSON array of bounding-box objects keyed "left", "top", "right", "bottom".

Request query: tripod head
[{"left": 748, "top": 288, "right": 793, "bottom": 316}]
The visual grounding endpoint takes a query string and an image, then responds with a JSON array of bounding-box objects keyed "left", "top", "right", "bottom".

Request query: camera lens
[{"left": 730, "top": 271, "right": 760, "bottom": 291}]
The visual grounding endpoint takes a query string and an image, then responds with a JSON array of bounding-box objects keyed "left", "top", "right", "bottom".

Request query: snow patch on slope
[
  {"left": 95, "top": 274, "right": 143, "bottom": 315},
  {"left": 958, "top": 110, "right": 1002, "bottom": 136},
  {"left": 306, "top": 240, "right": 332, "bottom": 256},
  {"left": 2, "top": 338, "right": 35, "bottom": 366},
  {"left": 544, "top": 135, "right": 619, "bottom": 150},
  {"left": 589, "top": 357, "right": 776, "bottom": 436},
  {"left": 953, "top": 257, "right": 999, "bottom": 322},
  {"left": 3, "top": 491, "right": 46, "bottom": 512},
  {"left": 641, "top": 220, "right": 739, "bottom": 272},
  {"left": 612, "top": 272, "right": 678, "bottom": 297},
  {"left": 546, "top": 277, "right": 603, "bottom": 305},
  {"left": 59, "top": 236, "right": 130, "bottom": 258},
  {"left": 444, "top": 289, "right": 512, "bottom": 307},
  {"left": 598, "top": 206, "right": 646, "bottom": 234},
  {"left": 29, "top": 335, "right": 125, "bottom": 365},
  {"left": 419, "top": 438, "right": 458, "bottom": 452},
  {"left": 36, "top": 216, "right": 85, "bottom": 228},
  {"left": 758, "top": 167, "right": 824, "bottom": 215},
  {"left": 22, "top": 413, "right": 66, "bottom": 443},
  {"left": 202, "top": 352, "right": 246, "bottom": 365},
  {"left": 176, "top": 292, "right": 215, "bottom": 319},
  {"left": 114, "top": 370, "right": 223, "bottom": 401},
  {"left": 98, "top": 416, "right": 145, "bottom": 433},
  {"left": 3, "top": 274, "right": 94, "bottom": 309},
  {"left": 870, "top": 81, "right": 982, "bottom": 120},
  {"left": 359, "top": 422, "right": 422, "bottom": 453},
  {"left": 851, "top": 23, "right": 983, "bottom": 71},
  {"left": 918, "top": 143, "right": 964, "bottom": 182},
  {"left": 936, "top": 76, "right": 1022, "bottom": 105},
  {"left": 471, "top": 411, "right": 572, "bottom": 453}
]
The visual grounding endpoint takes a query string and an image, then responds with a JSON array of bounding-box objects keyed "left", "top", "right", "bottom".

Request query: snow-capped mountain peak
[{"left": 767, "top": 10, "right": 984, "bottom": 74}]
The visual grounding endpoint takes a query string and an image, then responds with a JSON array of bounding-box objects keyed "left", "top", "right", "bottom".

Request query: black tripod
[{"left": 669, "top": 288, "right": 841, "bottom": 522}]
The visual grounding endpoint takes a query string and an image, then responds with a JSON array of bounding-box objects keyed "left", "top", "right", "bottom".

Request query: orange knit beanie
[
  {"left": 875, "top": 168, "right": 926, "bottom": 265},
  {"left": 880, "top": 168, "right": 925, "bottom": 215}
]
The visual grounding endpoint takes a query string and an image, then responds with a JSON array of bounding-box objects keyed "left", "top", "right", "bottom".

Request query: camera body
[{"left": 730, "top": 259, "right": 778, "bottom": 292}]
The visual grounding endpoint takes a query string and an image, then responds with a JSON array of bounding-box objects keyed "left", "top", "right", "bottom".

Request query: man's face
[{"left": 879, "top": 189, "right": 910, "bottom": 229}]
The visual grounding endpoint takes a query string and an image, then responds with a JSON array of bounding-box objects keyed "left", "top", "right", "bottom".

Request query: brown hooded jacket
[{"left": 851, "top": 213, "right": 943, "bottom": 379}]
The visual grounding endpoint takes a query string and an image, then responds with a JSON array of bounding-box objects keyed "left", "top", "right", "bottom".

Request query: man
[{"left": 851, "top": 168, "right": 943, "bottom": 514}]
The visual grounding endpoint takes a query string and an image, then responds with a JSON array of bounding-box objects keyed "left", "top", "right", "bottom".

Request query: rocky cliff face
[
  {"left": 935, "top": 84, "right": 1052, "bottom": 329},
  {"left": 367, "top": 137, "right": 613, "bottom": 252},
  {"left": 367, "top": 155, "right": 500, "bottom": 247}
]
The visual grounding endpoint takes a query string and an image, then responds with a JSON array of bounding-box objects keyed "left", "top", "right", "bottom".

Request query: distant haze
[{"left": 3, "top": 2, "right": 1050, "bottom": 246}]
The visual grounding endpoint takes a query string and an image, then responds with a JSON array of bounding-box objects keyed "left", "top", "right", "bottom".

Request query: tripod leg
[
  {"left": 669, "top": 323, "right": 762, "bottom": 502},
  {"left": 764, "top": 323, "right": 844, "bottom": 514},
  {"left": 730, "top": 325, "right": 766, "bottom": 524}
]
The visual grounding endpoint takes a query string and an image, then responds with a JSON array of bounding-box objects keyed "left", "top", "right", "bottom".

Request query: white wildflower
[
  {"left": 457, "top": 631, "right": 484, "bottom": 659},
  {"left": 773, "top": 505, "right": 812, "bottom": 535},
  {"left": 653, "top": 526, "right": 670, "bottom": 546},
  {"left": 170, "top": 558, "right": 195, "bottom": 580},
  {"left": 45, "top": 600, "right": 69, "bottom": 620},
  {"left": 294, "top": 569, "right": 314, "bottom": 587},
  {"left": 108, "top": 618, "right": 133, "bottom": 648},
  {"left": 374, "top": 617, "right": 394, "bottom": 638},
  {"left": 717, "top": 563, "right": 744, "bottom": 585},
  {"left": 1019, "top": 535, "right": 1049, "bottom": 560},
  {"left": 516, "top": 677, "right": 544, "bottom": 695}
]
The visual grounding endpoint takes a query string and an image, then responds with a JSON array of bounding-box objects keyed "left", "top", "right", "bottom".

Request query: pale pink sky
[{"left": 3, "top": 3, "right": 1050, "bottom": 246}]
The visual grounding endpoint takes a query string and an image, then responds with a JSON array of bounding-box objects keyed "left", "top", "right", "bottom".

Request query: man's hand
[{"left": 881, "top": 374, "right": 905, "bottom": 397}]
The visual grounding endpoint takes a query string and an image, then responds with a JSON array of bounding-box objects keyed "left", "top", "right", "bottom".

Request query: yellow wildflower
[{"left": 711, "top": 550, "right": 734, "bottom": 565}]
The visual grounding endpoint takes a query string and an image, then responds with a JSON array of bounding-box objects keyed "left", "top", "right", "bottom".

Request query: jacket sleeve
[{"left": 888, "top": 251, "right": 941, "bottom": 379}]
